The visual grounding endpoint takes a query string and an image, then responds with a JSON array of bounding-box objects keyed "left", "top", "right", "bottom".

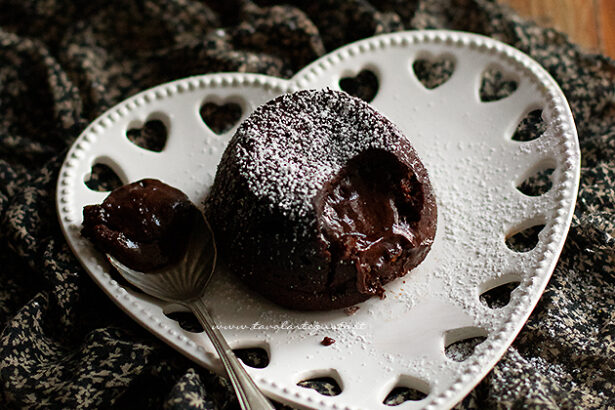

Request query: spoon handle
[{"left": 189, "top": 298, "right": 275, "bottom": 410}]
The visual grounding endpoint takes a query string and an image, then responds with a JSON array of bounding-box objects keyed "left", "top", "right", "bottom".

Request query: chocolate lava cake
[
  {"left": 204, "top": 89, "right": 437, "bottom": 310},
  {"left": 82, "top": 178, "right": 199, "bottom": 272}
]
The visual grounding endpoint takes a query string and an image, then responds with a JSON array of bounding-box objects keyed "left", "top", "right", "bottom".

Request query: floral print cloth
[{"left": 0, "top": 0, "right": 613, "bottom": 408}]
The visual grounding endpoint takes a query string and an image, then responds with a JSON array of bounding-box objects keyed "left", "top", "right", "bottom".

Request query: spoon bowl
[
  {"left": 107, "top": 211, "right": 215, "bottom": 302},
  {"left": 106, "top": 210, "right": 274, "bottom": 410}
]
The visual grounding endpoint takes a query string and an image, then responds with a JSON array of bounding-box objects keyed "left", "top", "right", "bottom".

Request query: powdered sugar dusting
[{"left": 232, "top": 89, "right": 403, "bottom": 221}]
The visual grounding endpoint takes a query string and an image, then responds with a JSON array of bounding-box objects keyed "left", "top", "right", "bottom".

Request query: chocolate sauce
[
  {"left": 81, "top": 178, "right": 199, "bottom": 272},
  {"left": 321, "top": 336, "right": 336, "bottom": 346},
  {"left": 343, "top": 306, "right": 360, "bottom": 316},
  {"left": 317, "top": 149, "right": 424, "bottom": 296}
]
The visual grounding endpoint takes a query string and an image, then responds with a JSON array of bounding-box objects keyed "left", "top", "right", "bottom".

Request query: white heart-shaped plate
[{"left": 56, "top": 31, "right": 580, "bottom": 409}]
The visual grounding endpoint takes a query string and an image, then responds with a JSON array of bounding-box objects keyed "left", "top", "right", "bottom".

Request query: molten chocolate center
[{"left": 317, "top": 149, "right": 424, "bottom": 296}]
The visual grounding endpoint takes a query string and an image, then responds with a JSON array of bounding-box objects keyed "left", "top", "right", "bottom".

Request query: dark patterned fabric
[{"left": 0, "top": 0, "right": 614, "bottom": 408}]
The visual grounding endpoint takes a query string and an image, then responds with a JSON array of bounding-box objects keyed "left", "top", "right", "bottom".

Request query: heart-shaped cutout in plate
[
  {"left": 57, "top": 31, "right": 580, "bottom": 409},
  {"left": 126, "top": 113, "right": 170, "bottom": 152},
  {"left": 199, "top": 98, "right": 244, "bottom": 135},
  {"left": 339, "top": 68, "right": 380, "bottom": 102},
  {"left": 479, "top": 63, "right": 520, "bottom": 102},
  {"left": 83, "top": 162, "right": 124, "bottom": 192},
  {"left": 411, "top": 51, "right": 456, "bottom": 90}
]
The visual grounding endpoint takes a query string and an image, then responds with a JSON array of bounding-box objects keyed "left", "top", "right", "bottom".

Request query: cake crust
[{"left": 205, "top": 89, "right": 437, "bottom": 310}]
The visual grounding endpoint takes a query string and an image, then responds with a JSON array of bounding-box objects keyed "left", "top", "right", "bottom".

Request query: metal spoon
[{"left": 106, "top": 210, "right": 274, "bottom": 410}]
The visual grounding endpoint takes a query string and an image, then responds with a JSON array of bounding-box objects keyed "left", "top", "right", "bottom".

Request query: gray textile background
[{"left": 0, "top": 0, "right": 613, "bottom": 408}]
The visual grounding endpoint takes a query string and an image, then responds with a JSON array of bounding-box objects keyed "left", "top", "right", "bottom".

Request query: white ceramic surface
[{"left": 56, "top": 31, "right": 580, "bottom": 409}]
